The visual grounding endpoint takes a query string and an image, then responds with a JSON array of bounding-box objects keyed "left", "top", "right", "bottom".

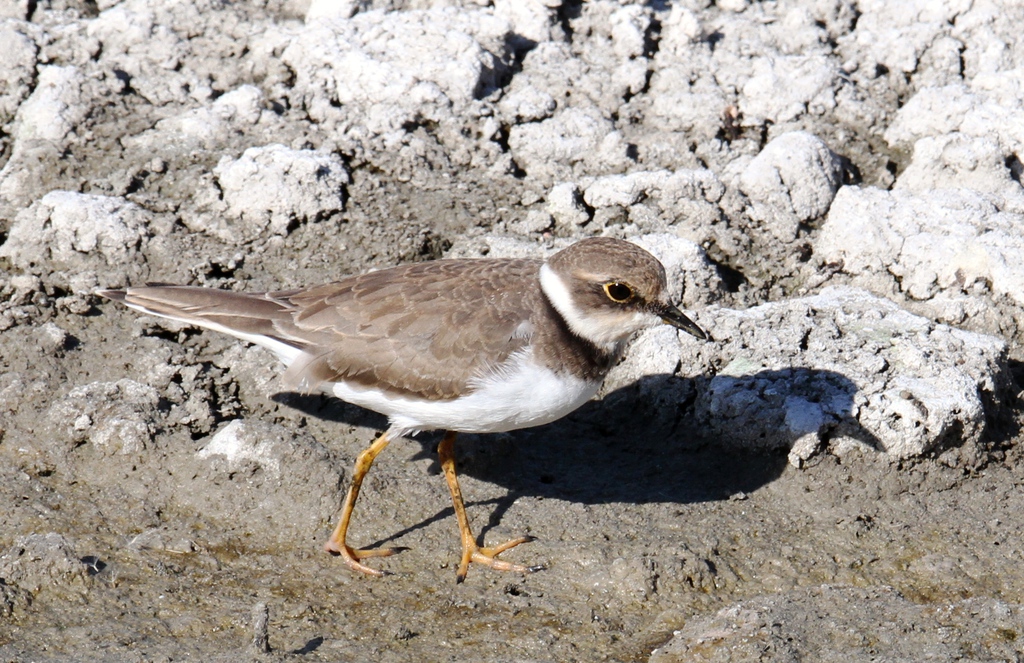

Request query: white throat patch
[{"left": 539, "top": 263, "right": 631, "bottom": 350}]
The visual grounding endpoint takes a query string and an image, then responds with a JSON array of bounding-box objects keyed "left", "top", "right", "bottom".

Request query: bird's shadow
[{"left": 274, "top": 368, "right": 880, "bottom": 543}]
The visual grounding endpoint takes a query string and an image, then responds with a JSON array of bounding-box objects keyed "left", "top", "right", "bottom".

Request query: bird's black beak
[{"left": 660, "top": 304, "right": 710, "bottom": 341}]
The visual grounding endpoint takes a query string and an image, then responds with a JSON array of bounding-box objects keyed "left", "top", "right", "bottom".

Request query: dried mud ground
[{"left": 3, "top": 0, "right": 1024, "bottom": 661}]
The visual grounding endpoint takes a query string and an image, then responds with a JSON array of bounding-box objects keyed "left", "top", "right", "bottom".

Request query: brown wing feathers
[
  {"left": 278, "top": 260, "right": 542, "bottom": 400},
  {"left": 101, "top": 258, "right": 544, "bottom": 401}
]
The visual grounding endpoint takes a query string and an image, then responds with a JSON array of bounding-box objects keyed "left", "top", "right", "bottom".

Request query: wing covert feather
[{"left": 272, "top": 259, "right": 543, "bottom": 400}]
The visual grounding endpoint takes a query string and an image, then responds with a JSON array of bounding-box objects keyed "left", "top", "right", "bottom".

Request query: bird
[{"left": 98, "top": 237, "right": 709, "bottom": 582}]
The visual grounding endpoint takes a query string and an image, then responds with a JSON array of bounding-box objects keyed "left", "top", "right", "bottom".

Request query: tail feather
[
  {"left": 98, "top": 285, "right": 304, "bottom": 358},
  {"left": 97, "top": 288, "right": 127, "bottom": 302}
]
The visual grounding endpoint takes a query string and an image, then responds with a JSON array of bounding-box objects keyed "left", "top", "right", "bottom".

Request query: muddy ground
[{"left": 2, "top": 0, "right": 1024, "bottom": 661}]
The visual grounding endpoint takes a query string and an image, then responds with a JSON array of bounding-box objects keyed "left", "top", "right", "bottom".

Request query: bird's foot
[
  {"left": 457, "top": 535, "right": 545, "bottom": 583},
  {"left": 325, "top": 540, "right": 408, "bottom": 577}
]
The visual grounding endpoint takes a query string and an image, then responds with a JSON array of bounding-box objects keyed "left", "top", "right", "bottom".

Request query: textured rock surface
[
  {"left": 0, "top": 534, "right": 91, "bottom": 595},
  {"left": 690, "top": 288, "right": 1007, "bottom": 465},
  {"left": 739, "top": 132, "right": 844, "bottom": 243},
  {"left": 651, "top": 586, "right": 1024, "bottom": 663},
  {"left": 816, "top": 186, "right": 1024, "bottom": 335},
  {"left": 191, "top": 144, "right": 349, "bottom": 243},
  {"left": 1, "top": 191, "right": 151, "bottom": 292}
]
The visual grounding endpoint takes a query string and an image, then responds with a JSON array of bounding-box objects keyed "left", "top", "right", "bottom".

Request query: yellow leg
[
  {"left": 325, "top": 431, "right": 404, "bottom": 577},
  {"left": 438, "top": 431, "right": 542, "bottom": 583}
]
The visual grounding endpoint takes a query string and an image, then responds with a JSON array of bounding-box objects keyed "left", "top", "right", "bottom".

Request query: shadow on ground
[{"left": 273, "top": 369, "right": 880, "bottom": 519}]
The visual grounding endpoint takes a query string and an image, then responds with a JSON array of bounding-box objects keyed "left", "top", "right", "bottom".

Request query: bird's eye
[{"left": 603, "top": 282, "right": 633, "bottom": 303}]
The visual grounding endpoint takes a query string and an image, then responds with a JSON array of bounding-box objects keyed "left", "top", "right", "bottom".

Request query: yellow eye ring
[{"left": 603, "top": 282, "right": 633, "bottom": 303}]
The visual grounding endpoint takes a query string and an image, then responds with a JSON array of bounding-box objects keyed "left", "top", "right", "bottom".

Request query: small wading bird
[{"left": 100, "top": 237, "right": 708, "bottom": 582}]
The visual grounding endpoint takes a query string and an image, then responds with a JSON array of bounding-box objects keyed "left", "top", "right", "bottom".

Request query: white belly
[{"left": 326, "top": 352, "right": 601, "bottom": 436}]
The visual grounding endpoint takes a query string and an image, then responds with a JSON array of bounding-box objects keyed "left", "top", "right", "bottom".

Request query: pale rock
[
  {"left": 885, "top": 73, "right": 1024, "bottom": 159},
  {"left": 739, "top": 55, "right": 838, "bottom": 127},
  {"left": 817, "top": 186, "right": 1024, "bottom": 308},
  {"left": 191, "top": 144, "right": 348, "bottom": 244},
  {"left": 305, "top": 0, "right": 359, "bottom": 21},
  {"left": 0, "top": 20, "right": 39, "bottom": 123},
  {"left": 509, "top": 107, "right": 633, "bottom": 184},
  {"left": 280, "top": 8, "right": 512, "bottom": 135},
  {"left": 46, "top": 380, "right": 161, "bottom": 456},
  {"left": 1, "top": 191, "right": 150, "bottom": 292},
  {"left": 894, "top": 133, "right": 1024, "bottom": 212},
  {"left": 681, "top": 287, "right": 1008, "bottom": 462},
  {"left": 547, "top": 182, "right": 590, "bottom": 229},
  {"left": 497, "top": 80, "right": 556, "bottom": 123},
  {"left": 494, "top": 0, "right": 560, "bottom": 44},
  {"left": 199, "top": 419, "right": 283, "bottom": 478},
  {"left": 739, "top": 132, "right": 844, "bottom": 242},
  {"left": 122, "top": 84, "right": 266, "bottom": 152},
  {"left": 9, "top": 65, "right": 84, "bottom": 143}
]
